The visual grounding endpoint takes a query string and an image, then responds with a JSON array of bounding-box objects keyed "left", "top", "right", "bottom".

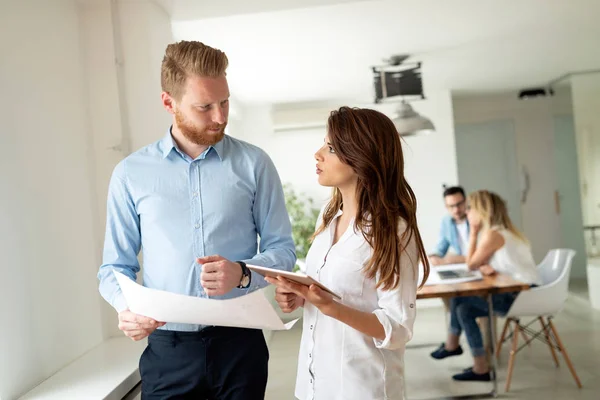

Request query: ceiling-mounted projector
[
  {"left": 371, "top": 54, "right": 434, "bottom": 136},
  {"left": 372, "top": 54, "right": 424, "bottom": 104}
]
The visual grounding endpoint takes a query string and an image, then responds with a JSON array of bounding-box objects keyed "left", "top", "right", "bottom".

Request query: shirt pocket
[{"left": 328, "top": 255, "right": 366, "bottom": 298}]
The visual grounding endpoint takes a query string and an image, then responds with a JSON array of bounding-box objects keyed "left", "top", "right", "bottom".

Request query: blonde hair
[
  {"left": 468, "top": 190, "right": 528, "bottom": 242},
  {"left": 161, "top": 41, "right": 228, "bottom": 100}
]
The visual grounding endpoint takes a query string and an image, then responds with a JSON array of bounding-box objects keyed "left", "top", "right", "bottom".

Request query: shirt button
[
  {"left": 195, "top": 223, "right": 200, "bottom": 229},
  {"left": 192, "top": 192, "right": 199, "bottom": 197},
  {"left": 310, "top": 325, "right": 313, "bottom": 329}
]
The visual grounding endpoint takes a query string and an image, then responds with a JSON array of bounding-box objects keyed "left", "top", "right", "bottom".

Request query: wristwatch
[{"left": 237, "top": 261, "right": 251, "bottom": 289}]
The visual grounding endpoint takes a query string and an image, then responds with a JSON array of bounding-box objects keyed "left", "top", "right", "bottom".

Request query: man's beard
[{"left": 175, "top": 108, "right": 226, "bottom": 146}]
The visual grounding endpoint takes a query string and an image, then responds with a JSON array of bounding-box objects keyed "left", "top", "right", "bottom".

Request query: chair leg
[
  {"left": 548, "top": 319, "right": 583, "bottom": 388},
  {"left": 492, "top": 315, "right": 498, "bottom": 349},
  {"left": 496, "top": 318, "right": 510, "bottom": 360},
  {"left": 539, "top": 317, "right": 559, "bottom": 367},
  {"left": 521, "top": 328, "right": 531, "bottom": 347},
  {"left": 505, "top": 319, "right": 520, "bottom": 392}
]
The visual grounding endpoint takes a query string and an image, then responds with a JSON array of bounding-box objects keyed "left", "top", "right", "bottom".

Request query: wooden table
[{"left": 416, "top": 274, "right": 530, "bottom": 399}]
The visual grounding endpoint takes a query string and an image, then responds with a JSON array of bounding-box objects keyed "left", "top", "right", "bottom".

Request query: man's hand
[
  {"left": 429, "top": 255, "right": 443, "bottom": 266},
  {"left": 118, "top": 309, "right": 165, "bottom": 341},
  {"left": 272, "top": 285, "right": 305, "bottom": 313},
  {"left": 198, "top": 255, "right": 243, "bottom": 296}
]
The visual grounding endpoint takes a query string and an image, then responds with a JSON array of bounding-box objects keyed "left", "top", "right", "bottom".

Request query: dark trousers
[{"left": 139, "top": 326, "right": 269, "bottom": 400}]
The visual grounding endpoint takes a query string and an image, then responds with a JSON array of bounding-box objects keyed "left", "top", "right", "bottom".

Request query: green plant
[{"left": 283, "top": 184, "right": 320, "bottom": 272}]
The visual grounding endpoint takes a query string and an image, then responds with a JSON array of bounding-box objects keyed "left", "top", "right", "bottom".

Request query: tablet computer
[{"left": 247, "top": 264, "right": 341, "bottom": 299}]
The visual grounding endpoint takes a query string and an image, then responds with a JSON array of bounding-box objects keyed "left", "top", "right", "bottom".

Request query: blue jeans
[{"left": 449, "top": 293, "right": 518, "bottom": 357}]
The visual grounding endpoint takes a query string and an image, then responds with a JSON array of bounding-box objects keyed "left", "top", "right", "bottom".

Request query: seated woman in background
[{"left": 430, "top": 189, "right": 540, "bottom": 381}]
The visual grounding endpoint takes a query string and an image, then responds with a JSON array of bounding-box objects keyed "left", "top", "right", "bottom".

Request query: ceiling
[
  {"left": 156, "top": 0, "right": 600, "bottom": 105},
  {"left": 153, "top": 0, "right": 369, "bottom": 20}
]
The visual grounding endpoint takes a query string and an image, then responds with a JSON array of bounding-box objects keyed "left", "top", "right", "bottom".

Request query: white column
[
  {"left": 571, "top": 73, "right": 600, "bottom": 256},
  {"left": 572, "top": 72, "right": 600, "bottom": 305}
]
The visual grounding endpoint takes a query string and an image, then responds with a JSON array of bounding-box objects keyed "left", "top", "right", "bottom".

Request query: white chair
[{"left": 495, "top": 249, "right": 582, "bottom": 392}]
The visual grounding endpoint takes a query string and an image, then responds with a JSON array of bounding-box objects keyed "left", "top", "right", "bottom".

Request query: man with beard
[{"left": 97, "top": 41, "right": 296, "bottom": 399}]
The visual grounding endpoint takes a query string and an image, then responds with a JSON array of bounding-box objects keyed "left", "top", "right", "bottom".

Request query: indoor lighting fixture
[{"left": 392, "top": 100, "right": 435, "bottom": 136}]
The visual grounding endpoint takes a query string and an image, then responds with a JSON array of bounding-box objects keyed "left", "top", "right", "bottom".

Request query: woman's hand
[
  {"left": 468, "top": 214, "right": 481, "bottom": 234},
  {"left": 267, "top": 276, "right": 386, "bottom": 341},
  {"left": 273, "top": 285, "right": 305, "bottom": 313},
  {"left": 479, "top": 264, "right": 496, "bottom": 276},
  {"left": 266, "top": 276, "right": 336, "bottom": 316}
]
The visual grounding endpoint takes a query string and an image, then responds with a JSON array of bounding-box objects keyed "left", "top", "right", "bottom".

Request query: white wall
[
  {"left": 117, "top": 1, "right": 174, "bottom": 151},
  {"left": 0, "top": 0, "right": 175, "bottom": 397},
  {"left": 79, "top": 0, "right": 173, "bottom": 339},
  {"left": 79, "top": 0, "right": 130, "bottom": 340},
  {"left": 0, "top": 1, "right": 104, "bottom": 398},
  {"left": 453, "top": 92, "right": 574, "bottom": 267},
  {"left": 233, "top": 91, "right": 458, "bottom": 253},
  {"left": 238, "top": 104, "right": 331, "bottom": 205}
]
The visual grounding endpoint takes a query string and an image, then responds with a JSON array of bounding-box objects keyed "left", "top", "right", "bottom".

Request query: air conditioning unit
[
  {"left": 272, "top": 106, "right": 332, "bottom": 132},
  {"left": 272, "top": 101, "right": 434, "bottom": 136}
]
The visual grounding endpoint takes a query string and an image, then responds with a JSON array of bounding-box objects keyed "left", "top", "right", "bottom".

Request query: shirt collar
[
  {"left": 210, "top": 139, "right": 225, "bottom": 161},
  {"left": 160, "top": 127, "right": 224, "bottom": 161},
  {"left": 160, "top": 129, "right": 176, "bottom": 159},
  {"left": 327, "top": 208, "right": 346, "bottom": 231}
]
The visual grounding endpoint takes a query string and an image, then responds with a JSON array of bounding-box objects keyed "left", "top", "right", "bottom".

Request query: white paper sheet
[
  {"left": 420, "top": 263, "right": 483, "bottom": 286},
  {"left": 114, "top": 271, "right": 298, "bottom": 331}
]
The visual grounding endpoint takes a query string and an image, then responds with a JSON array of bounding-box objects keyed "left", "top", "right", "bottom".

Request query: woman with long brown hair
[
  {"left": 266, "top": 106, "right": 430, "bottom": 400},
  {"left": 430, "top": 190, "right": 540, "bottom": 382}
]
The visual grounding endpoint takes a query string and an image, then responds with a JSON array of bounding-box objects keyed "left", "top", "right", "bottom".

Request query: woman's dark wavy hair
[{"left": 314, "top": 107, "right": 430, "bottom": 289}]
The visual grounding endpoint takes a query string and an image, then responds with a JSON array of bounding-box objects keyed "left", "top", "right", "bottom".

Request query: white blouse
[
  {"left": 489, "top": 227, "right": 541, "bottom": 285},
  {"left": 295, "top": 208, "right": 419, "bottom": 400}
]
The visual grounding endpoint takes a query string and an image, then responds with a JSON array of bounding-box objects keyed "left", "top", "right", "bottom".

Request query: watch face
[{"left": 241, "top": 275, "right": 250, "bottom": 288}]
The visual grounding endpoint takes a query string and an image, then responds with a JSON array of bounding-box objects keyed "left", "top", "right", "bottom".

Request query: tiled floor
[{"left": 265, "top": 288, "right": 600, "bottom": 399}]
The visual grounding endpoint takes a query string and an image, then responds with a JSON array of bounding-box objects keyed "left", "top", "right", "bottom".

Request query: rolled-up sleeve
[{"left": 372, "top": 233, "right": 419, "bottom": 350}]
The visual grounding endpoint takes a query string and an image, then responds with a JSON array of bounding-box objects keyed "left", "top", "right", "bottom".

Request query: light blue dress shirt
[
  {"left": 432, "top": 215, "right": 470, "bottom": 257},
  {"left": 98, "top": 131, "right": 296, "bottom": 331}
]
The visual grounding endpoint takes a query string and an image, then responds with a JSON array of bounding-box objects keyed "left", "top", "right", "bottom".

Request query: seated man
[{"left": 429, "top": 186, "right": 470, "bottom": 266}]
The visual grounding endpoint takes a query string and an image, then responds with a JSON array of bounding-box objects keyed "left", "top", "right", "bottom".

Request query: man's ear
[{"left": 161, "top": 92, "right": 176, "bottom": 115}]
